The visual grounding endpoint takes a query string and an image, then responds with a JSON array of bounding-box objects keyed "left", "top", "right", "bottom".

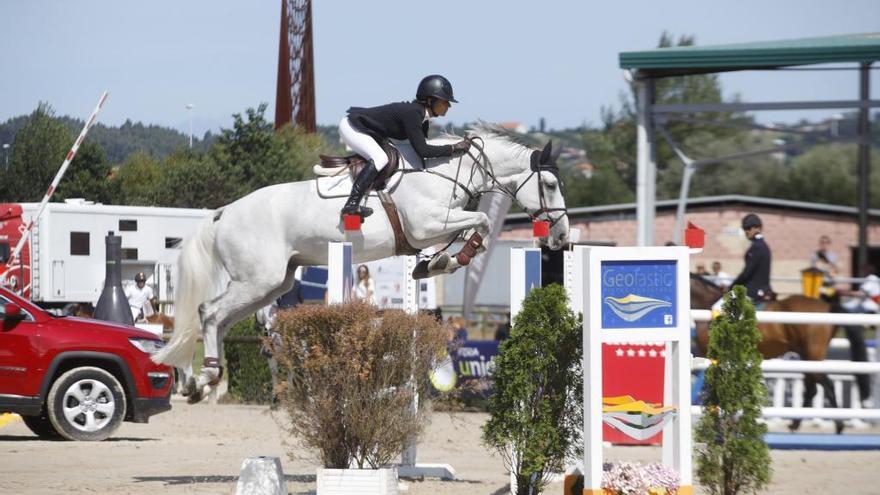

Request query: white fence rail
[
  {"left": 692, "top": 358, "right": 880, "bottom": 375},
  {"left": 690, "top": 405, "right": 880, "bottom": 420},
  {"left": 691, "top": 309, "right": 880, "bottom": 326}
]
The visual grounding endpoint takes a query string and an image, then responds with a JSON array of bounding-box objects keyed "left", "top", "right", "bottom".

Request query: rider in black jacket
[
  {"left": 338, "top": 75, "right": 471, "bottom": 219},
  {"left": 731, "top": 213, "right": 773, "bottom": 301}
]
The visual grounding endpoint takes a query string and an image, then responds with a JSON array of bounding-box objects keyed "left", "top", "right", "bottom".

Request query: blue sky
[{"left": 1, "top": 1, "right": 878, "bottom": 136}]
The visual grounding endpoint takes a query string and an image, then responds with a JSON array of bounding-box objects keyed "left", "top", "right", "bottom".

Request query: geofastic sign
[{"left": 600, "top": 260, "right": 677, "bottom": 329}]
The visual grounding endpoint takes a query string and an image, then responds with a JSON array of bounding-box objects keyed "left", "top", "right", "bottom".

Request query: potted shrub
[
  {"left": 271, "top": 301, "right": 448, "bottom": 495},
  {"left": 694, "top": 285, "right": 772, "bottom": 495},
  {"left": 482, "top": 284, "right": 582, "bottom": 495}
]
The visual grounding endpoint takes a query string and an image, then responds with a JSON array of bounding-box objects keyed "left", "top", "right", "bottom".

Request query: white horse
[{"left": 152, "top": 124, "right": 570, "bottom": 402}]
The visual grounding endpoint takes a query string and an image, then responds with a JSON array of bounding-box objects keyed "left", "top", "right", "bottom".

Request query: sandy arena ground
[{"left": 2, "top": 395, "right": 879, "bottom": 495}]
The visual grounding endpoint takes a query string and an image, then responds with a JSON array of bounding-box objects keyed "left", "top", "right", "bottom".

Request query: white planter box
[{"left": 316, "top": 467, "right": 399, "bottom": 495}]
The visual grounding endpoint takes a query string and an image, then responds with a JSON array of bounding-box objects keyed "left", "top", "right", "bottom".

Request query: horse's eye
[{"left": 545, "top": 181, "right": 557, "bottom": 191}]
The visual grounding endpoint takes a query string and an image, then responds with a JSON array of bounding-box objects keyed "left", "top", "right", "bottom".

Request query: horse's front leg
[{"left": 412, "top": 210, "right": 490, "bottom": 279}]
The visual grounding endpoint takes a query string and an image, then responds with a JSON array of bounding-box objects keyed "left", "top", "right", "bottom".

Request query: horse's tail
[{"left": 152, "top": 213, "right": 225, "bottom": 368}]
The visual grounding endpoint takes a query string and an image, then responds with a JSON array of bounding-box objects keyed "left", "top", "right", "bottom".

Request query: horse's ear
[{"left": 540, "top": 141, "right": 553, "bottom": 164}]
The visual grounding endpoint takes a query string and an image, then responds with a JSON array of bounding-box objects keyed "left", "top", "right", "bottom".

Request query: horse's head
[
  {"left": 512, "top": 141, "right": 569, "bottom": 250},
  {"left": 467, "top": 125, "right": 569, "bottom": 249}
]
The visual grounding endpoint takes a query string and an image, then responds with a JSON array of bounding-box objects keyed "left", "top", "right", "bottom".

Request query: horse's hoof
[
  {"left": 180, "top": 377, "right": 197, "bottom": 397},
  {"left": 835, "top": 420, "right": 846, "bottom": 435},
  {"left": 187, "top": 386, "right": 206, "bottom": 404},
  {"left": 788, "top": 419, "right": 802, "bottom": 432},
  {"left": 412, "top": 260, "right": 430, "bottom": 280},
  {"left": 427, "top": 252, "right": 450, "bottom": 272}
]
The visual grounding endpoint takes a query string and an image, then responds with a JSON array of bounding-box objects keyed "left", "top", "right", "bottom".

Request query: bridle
[{"left": 411, "top": 135, "right": 569, "bottom": 228}]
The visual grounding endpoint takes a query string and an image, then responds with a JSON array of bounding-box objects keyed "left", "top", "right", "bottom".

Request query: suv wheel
[
  {"left": 46, "top": 367, "right": 127, "bottom": 441},
  {"left": 21, "top": 411, "right": 62, "bottom": 439}
]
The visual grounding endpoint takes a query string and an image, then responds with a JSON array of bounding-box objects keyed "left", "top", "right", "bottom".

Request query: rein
[{"left": 414, "top": 135, "right": 569, "bottom": 227}]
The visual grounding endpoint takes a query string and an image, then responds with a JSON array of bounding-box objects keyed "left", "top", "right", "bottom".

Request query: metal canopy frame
[{"left": 630, "top": 60, "right": 874, "bottom": 270}]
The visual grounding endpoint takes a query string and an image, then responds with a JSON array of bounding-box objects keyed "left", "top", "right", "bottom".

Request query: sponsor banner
[
  {"left": 429, "top": 340, "right": 499, "bottom": 394},
  {"left": 601, "top": 342, "right": 665, "bottom": 445},
  {"left": 601, "top": 260, "right": 677, "bottom": 329}
]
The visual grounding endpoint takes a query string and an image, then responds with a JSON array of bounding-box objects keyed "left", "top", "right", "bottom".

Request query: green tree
[
  {"left": 55, "top": 141, "right": 112, "bottom": 203},
  {"left": 159, "top": 150, "right": 241, "bottom": 209},
  {"left": 483, "top": 284, "right": 582, "bottom": 495},
  {"left": 695, "top": 285, "right": 771, "bottom": 495},
  {"left": 777, "top": 144, "right": 859, "bottom": 207},
  {"left": 111, "top": 152, "right": 162, "bottom": 205},
  {"left": 211, "top": 103, "right": 281, "bottom": 195},
  {"left": 2, "top": 103, "right": 71, "bottom": 202}
]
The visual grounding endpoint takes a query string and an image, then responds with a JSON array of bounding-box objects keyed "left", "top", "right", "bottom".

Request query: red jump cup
[{"left": 343, "top": 214, "right": 362, "bottom": 231}]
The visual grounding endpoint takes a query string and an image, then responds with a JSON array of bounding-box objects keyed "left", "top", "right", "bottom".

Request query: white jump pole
[
  {"left": 326, "top": 242, "right": 353, "bottom": 304},
  {"left": 508, "top": 247, "right": 542, "bottom": 494},
  {"left": 691, "top": 309, "right": 880, "bottom": 327},
  {"left": 398, "top": 255, "right": 455, "bottom": 480},
  {"left": 510, "top": 247, "right": 542, "bottom": 317}
]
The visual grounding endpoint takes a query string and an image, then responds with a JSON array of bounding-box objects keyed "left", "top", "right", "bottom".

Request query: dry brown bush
[{"left": 271, "top": 301, "right": 448, "bottom": 469}]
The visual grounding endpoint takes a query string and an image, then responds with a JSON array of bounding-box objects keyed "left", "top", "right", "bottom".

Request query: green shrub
[
  {"left": 224, "top": 316, "right": 273, "bottom": 404},
  {"left": 482, "top": 284, "right": 582, "bottom": 495},
  {"left": 695, "top": 285, "right": 772, "bottom": 495}
]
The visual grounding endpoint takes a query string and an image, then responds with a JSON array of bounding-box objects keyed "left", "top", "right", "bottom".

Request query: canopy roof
[{"left": 620, "top": 33, "right": 880, "bottom": 77}]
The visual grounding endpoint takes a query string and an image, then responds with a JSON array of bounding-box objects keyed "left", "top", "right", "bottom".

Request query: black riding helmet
[
  {"left": 741, "top": 213, "right": 762, "bottom": 230},
  {"left": 416, "top": 75, "right": 458, "bottom": 104}
]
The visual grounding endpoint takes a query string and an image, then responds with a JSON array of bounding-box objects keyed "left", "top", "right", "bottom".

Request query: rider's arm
[
  {"left": 403, "top": 112, "right": 453, "bottom": 159},
  {"left": 731, "top": 249, "right": 757, "bottom": 288}
]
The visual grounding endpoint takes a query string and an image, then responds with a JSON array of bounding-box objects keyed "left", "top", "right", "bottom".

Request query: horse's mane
[{"left": 435, "top": 121, "right": 537, "bottom": 159}]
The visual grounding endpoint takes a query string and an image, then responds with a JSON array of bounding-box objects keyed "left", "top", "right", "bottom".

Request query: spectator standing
[
  {"left": 810, "top": 235, "right": 840, "bottom": 286},
  {"left": 839, "top": 263, "right": 879, "bottom": 405},
  {"left": 711, "top": 261, "right": 732, "bottom": 289},
  {"left": 354, "top": 264, "right": 377, "bottom": 305}
]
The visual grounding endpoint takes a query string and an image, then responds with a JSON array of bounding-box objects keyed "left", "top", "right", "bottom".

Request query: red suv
[{"left": 0, "top": 286, "right": 172, "bottom": 440}]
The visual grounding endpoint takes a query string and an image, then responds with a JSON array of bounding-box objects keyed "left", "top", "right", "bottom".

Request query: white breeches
[{"left": 338, "top": 117, "right": 389, "bottom": 172}]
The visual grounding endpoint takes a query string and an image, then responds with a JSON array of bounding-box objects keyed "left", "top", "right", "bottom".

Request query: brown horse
[{"left": 690, "top": 275, "right": 844, "bottom": 433}]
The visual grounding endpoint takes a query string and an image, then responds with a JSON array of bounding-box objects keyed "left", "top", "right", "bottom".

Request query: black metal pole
[
  {"left": 857, "top": 63, "right": 871, "bottom": 272},
  {"left": 94, "top": 231, "right": 134, "bottom": 326}
]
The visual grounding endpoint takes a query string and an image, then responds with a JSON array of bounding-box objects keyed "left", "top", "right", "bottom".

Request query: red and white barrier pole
[{"left": 9, "top": 91, "right": 109, "bottom": 264}]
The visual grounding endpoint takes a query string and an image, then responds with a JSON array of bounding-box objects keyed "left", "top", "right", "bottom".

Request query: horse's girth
[{"left": 377, "top": 192, "right": 419, "bottom": 256}]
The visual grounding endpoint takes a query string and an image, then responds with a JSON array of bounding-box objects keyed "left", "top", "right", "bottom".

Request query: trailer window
[
  {"left": 165, "top": 237, "right": 183, "bottom": 249},
  {"left": 121, "top": 248, "right": 138, "bottom": 260},
  {"left": 119, "top": 220, "right": 138, "bottom": 232},
  {"left": 70, "top": 232, "right": 90, "bottom": 255},
  {"left": 0, "top": 242, "right": 9, "bottom": 263}
]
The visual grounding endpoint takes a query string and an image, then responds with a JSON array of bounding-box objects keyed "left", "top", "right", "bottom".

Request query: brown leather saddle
[{"left": 318, "top": 141, "right": 401, "bottom": 190}]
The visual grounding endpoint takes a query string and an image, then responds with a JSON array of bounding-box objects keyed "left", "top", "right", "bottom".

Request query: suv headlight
[{"left": 129, "top": 338, "right": 165, "bottom": 355}]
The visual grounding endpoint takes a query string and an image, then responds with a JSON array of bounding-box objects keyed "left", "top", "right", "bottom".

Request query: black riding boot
[{"left": 341, "top": 162, "right": 378, "bottom": 219}]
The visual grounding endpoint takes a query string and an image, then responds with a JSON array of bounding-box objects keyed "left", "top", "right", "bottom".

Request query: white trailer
[{"left": 0, "top": 199, "right": 212, "bottom": 310}]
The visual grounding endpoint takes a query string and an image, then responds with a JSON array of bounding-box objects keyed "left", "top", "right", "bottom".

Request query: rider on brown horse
[
  {"left": 338, "top": 75, "right": 471, "bottom": 220},
  {"left": 713, "top": 213, "right": 774, "bottom": 311}
]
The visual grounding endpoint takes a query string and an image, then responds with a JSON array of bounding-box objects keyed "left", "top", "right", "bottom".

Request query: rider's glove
[{"left": 451, "top": 140, "right": 471, "bottom": 156}]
